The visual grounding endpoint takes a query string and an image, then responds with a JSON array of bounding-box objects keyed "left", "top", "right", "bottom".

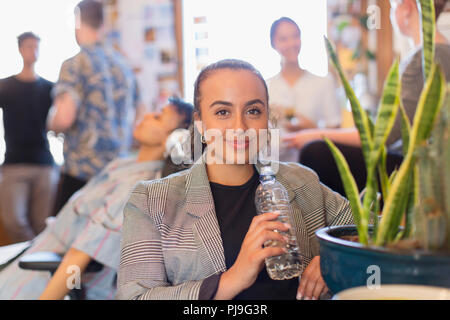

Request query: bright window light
[
  {"left": 0, "top": 0, "right": 80, "bottom": 165},
  {"left": 182, "top": 0, "right": 328, "bottom": 102}
]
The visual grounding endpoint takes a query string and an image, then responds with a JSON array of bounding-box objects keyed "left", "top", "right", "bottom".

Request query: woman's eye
[
  {"left": 215, "top": 110, "right": 230, "bottom": 117},
  {"left": 247, "top": 108, "right": 262, "bottom": 116}
]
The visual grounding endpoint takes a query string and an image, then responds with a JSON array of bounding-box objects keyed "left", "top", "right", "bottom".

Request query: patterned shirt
[
  {"left": 0, "top": 157, "right": 163, "bottom": 300},
  {"left": 53, "top": 42, "right": 140, "bottom": 180}
]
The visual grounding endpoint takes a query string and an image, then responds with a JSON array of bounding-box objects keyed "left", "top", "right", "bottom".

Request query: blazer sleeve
[
  {"left": 320, "top": 182, "right": 354, "bottom": 228},
  {"left": 295, "top": 166, "right": 354, "bottom": 257},
  {"left": 116, "top": 181, "right": 206, "bottom": 300}
]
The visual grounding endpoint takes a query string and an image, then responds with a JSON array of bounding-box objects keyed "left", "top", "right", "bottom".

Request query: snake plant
[
  {"left": 324, "top": 0, "right": 447, "bottom": 247},
  {"left": 414, "top": 84, "right": 450, "bottom": 251}
]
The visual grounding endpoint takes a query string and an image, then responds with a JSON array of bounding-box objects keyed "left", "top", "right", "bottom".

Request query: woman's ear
[{"left": 194, "top": 112, "right": 203, "bottom": 136}]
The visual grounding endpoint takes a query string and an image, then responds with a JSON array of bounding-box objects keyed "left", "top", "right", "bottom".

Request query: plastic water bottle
[{"left": 255, "top": 166, "right": 302, "bottom": 280}]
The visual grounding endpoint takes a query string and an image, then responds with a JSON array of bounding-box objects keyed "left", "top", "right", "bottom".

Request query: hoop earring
[{"left": 267, "top": 129, "right": 272, "bottom": 144}]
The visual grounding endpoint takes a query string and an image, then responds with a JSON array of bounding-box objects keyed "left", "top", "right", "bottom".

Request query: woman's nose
[{"left": 231, "top": 114, "right": 247, "bottom": 131}]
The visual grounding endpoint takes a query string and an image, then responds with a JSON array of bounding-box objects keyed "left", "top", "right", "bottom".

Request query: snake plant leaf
[
  {"left": 361, "top": 61, "right": 401, "bottom": 224},
  {"left": 376, "top": 155, "right": 414, "bottom": 246},
  {"left": 389, "top": 170, "right": 414, "bottom": 242},
  {"left": 417, "top": 0, "right": 436, "bottom": 82},
  {"left": 399, "top": 102, "right": 411, "bottom": 157},
  {"left": 367, "top": 110, "right": 375, "bottom": 137},
  {"left": 362, "top": 113, "right": 379, "bottom": 218},
  {"left": 376, "top": 63, "right": 446, "bottom": 246},
  {"left": 403, "top": 166, "right": 419, "bottom": 238},
  {"left": 325, "top": 37, "right": 373, "bottom": 166},
  {"left": 372, "top": 59, "right": 401, "bottom": 158},
  {"left": 324, "top": 137, "right": 369, "bottom": 244},
  {"left": 410, "top": 64, "right": 446, "bottom": 147},
  {"left": 371, "top": 60, "right": 401, "bottom": 200},
  {"left": 389, "top": 169, "right": 398, "bottom": 186},
  {"left": 378, "top": 146, "right": 389, "bottom": 200}
]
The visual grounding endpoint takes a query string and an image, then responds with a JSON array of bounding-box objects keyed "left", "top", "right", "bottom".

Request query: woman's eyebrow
[
  {"left": 245, "top": 99, "right": 265, "bottom": 107},
  {"left": 209, "top": 100, "right": 233, "bottom": 108},
  {"left": 209, "top": 99, "right": 265, "bottom": 108}
]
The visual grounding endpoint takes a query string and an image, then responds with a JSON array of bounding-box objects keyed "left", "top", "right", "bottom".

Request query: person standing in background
[
  {"left": 0, "top": 32, "right": 58, "bottom": 242},
  {"left": 267, "top": 17, "right": 341, "bottom": 162},
  {"left": 48, "top": 0, "right": 142, "bottom": 214}
]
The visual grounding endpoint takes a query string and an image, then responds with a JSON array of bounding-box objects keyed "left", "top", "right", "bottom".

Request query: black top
[
  {"left": 0, "top": 76, "right": 54, "bottom": 165},
  {"left": 207, "top": 169, "right": 299, "bottom": 300}
]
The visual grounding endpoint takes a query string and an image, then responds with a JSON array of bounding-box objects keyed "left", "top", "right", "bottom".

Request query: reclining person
[{"left": 0, "top": 97, "right": 193, "bottom": 300}]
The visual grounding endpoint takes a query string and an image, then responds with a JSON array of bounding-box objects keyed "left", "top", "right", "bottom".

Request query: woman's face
[
  {"left": 196, "top": 69, "right": 269, "bottom": 165},
  {"left": 133, "top": 104, "right": 183, "bottom": 147},
  {"left": 272, "top": 21, "right": 301, "bottom": 64}
]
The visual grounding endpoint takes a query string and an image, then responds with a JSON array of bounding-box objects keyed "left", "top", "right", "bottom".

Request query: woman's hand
[
  {"left": 283, "top": 130, "right": 321, "bottom": 149},
  {"left": 214, "top": 212, "right": 290, "bottom": 300},
  {"left": 284, "top": 115, "right": 317, "bottom": 132},
  {"left": 297, "top": 256, "right": 328, "bottom": 300}
]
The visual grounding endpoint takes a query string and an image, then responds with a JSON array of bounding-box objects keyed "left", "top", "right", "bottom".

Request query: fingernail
[
  {"left": 304, "top": 296, "right": 311, "bottom": 300},
  {"left": 296, "top": 292, "right": 302, "bottom": 300},
  {"left": 312, "top": 297, "right": 317, "bottom": 301},
  {"left": 284, "top": 223, "right": 291, "bottom": 229}
]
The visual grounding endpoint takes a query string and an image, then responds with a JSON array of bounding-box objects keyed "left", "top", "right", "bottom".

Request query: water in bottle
[{"left": 255, "top": 166, "right": 302, "bottom": 280}]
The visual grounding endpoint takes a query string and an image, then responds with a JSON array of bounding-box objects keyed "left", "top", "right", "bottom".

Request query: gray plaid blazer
[{"left": 117, "top": 159, "right": 353, "bottom": 300}]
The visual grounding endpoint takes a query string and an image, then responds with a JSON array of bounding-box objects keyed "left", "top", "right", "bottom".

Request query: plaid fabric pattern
[{"left": 117, "top": 160, "right": 354, "bottom": 300}]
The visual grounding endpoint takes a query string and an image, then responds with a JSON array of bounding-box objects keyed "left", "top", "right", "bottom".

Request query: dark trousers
[
  {"left": 52, "top": 173, "right": 87, "bottom": 216},
  {"left": 299, "top": 141, "right": 404, "bottom": 197}
]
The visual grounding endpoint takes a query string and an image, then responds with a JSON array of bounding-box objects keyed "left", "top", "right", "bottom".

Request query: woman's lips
[{"left": 226, "top": 138, "right": 250, "bottom": 150}]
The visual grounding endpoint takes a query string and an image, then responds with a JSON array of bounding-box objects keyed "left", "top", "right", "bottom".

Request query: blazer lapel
[{"left": 184, "top": 160, "right": 227, "bottom": 275}]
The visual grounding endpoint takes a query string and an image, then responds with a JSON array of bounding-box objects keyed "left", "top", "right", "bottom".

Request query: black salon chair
[{"left": 19, "top": 251, "right": 103, "bottom": 300}]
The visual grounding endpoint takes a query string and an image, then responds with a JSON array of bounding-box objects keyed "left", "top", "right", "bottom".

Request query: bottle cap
[{"left": 260, "top": 166, "right": 275, "bottom": 176}]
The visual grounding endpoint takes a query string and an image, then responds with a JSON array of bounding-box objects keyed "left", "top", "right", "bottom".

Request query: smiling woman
[{"left": 117, "top": 59, "right": 354, "bottom": 301}]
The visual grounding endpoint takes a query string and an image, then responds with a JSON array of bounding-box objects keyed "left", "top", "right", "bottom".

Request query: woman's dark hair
[
  {"left": 270, "top": 17, "right": 301, "bottom": 49},
  {"left": 193, "top": 59, "right": 269, "bottom": 115},
  {"left": 76, "top": 0, "right": 104, "bottom": 30},
  {"left": 17, "top": 32, "right": 40, "bottom": 47},
  {"left": 168, "top": 96, "right": 194, "bottom": 129}
]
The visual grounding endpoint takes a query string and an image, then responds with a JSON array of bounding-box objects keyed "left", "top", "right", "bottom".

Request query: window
[{"left": 181, "top": 0, "right": 328, "bottom": 101}]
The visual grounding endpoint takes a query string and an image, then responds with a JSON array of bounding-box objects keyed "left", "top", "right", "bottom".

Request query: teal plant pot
[{"left": 316, "top": 226, "right": 450, "bottom": 295}]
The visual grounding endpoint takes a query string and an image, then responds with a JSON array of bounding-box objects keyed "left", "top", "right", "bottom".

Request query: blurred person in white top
[
  {"left": 267, "top": 17, "right": 341, "bottom": 162},
  {"left": 267, "top": 17, "right": 341, "bottom": 132}
]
